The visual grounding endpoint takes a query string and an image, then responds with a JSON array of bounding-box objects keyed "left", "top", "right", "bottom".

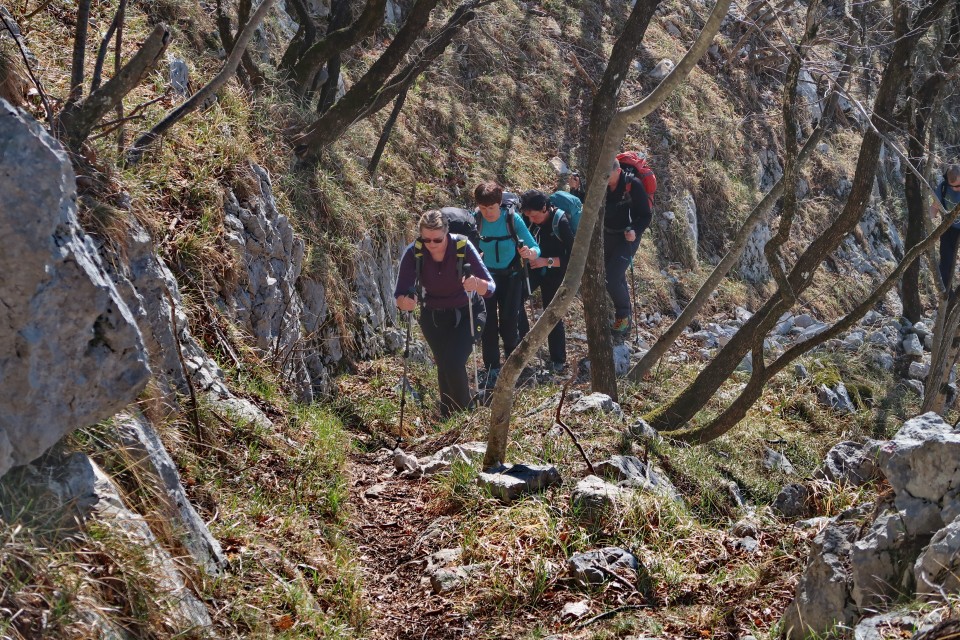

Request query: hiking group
[{"left": 393, "top": 153, "right": 656, "bottom": 419}]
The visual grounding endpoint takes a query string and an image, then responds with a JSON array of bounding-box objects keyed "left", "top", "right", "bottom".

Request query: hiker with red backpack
[
  {"left": 934, "top": 164, "right": 960, "bottom": 291},
  {"left": 473, "top": 181, "right": 540, "bottom": 387},
  {"left": 571, "top": 154, "right": 654, "bottom": 335},
  {"left": 517, "top": 189, "right": 577, "bottom": 373},
  {"left": 394, "top": 210, "right": 495, "bottom": 418}
]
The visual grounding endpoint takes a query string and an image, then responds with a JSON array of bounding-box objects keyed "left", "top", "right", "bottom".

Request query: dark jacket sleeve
[{"left": 394, "top": 243, "right": 417, "bottom": 298}]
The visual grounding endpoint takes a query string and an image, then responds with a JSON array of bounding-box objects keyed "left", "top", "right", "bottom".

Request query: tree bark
[
  {"left": 284, "top": 0, "right": 387, "bottom": 94},
  {"left": 125, "top": 0, "right": 276, "bottom": 165},
  {"left": 91, "top": 0, "right": 127, "bottom": 93},
  {"left": 316, "top": 0, "right": 352, "bottom": 111},
  {"left": 294, "top": 0, "right": 470, "bottom": 159},
  {"left": 57, "top": 24, "right": 170, "bottom": 153},
  {"left": 578, "top": 1, "right": 664, "bottom": 400},
  {"left": 648, "top": 0, "right": 953, "bottom": 434},
  {"left": 901, "top": 4, "right": 960, "bottom": 321},
  {"left": 67, "top": 0, "right": 92, "bottom": 106},
  {"left": 369, "top": 80, "right": 411, "bottom": 177},
  {"left": 482, "top": 0, "right": 733, "bottom": 469}
]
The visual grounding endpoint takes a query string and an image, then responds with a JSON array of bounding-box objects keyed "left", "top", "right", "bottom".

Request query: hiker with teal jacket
[{"left": 473, "top": 180, "right": 540, "bottom": 387}]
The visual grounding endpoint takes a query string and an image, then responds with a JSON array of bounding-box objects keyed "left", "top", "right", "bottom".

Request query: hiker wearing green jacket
[{"left": 473, "top": 180, "right": 540, "bottom": 386}]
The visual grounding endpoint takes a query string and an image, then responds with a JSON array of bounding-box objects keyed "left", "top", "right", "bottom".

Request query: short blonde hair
[{"left": 419, "top": 210, "right": 448, "bottom": 234}]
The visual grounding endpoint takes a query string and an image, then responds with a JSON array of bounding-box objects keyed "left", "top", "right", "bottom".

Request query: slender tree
[
  {"left": 482, "top": 0, "right": 734, "bottom": 469},
  {"left": 648, "top": 0, "right": 954, "bottom": 435}
]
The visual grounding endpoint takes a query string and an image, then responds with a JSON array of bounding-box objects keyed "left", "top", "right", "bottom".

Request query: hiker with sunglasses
[
  {"left": 395, "top": 210, "right": 495, "bottom": 418},
  {"left": 473, "top": 181, "right": 540, "bottom": 388},
  {"left": 934, "top": 164, "right": 960, "bottom": 291},
  {"left": 570, "top": 157, "right": 652, "bottom": 336},
  {"left": 517, "top": 189, "right": 575, "bottom": 373}
]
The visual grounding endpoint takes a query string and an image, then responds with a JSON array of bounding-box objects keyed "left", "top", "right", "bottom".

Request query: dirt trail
[{"left": 346, "top": 448, "right": 477, "bottom": 640}]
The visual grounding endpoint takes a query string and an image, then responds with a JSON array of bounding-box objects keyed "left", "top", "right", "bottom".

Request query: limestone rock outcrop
[{"left": 0, "top": 100, "right": 150, "bottom": 478}]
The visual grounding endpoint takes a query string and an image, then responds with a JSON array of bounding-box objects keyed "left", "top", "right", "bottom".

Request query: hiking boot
[
  {"left": 612, "top": 317, "right": 631, "bottom": 335},
  {"left": 549, "top": 361, "right": 568, "bottom": 374},
  {"left": 483, "top": 367, "right": 500, "bottom": 389}
]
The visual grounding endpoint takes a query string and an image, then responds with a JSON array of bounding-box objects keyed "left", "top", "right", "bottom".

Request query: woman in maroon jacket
[{"left": 394, "top": 210, "right": 496, "bottom": 417}]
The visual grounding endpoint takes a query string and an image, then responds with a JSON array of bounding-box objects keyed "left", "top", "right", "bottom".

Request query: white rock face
[{"left": 0, "top": 101, "right": 150, "bottom": 478}]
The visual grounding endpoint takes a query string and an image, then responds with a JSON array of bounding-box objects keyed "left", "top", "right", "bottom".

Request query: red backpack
[{"left": 617, "top": 151, "right": 657, "bottom": 208}]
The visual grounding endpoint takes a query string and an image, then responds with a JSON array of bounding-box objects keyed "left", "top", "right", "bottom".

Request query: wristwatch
[{"left": 547, "top": 258, "right": 555, "bottom": 267}]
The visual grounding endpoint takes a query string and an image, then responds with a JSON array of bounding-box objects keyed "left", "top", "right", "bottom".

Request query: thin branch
[
  {"left": 91, "top": 0, "right": 127, "bottom": 92},
  {"left": 0, "top": 10, "right": 52, "bottom": 125},
  {"left": 550, "top": 373, "right": 596, "bottom": 474},
  {"left": 164, "top": 288, "right": 203, "bottom": 444},
  {"left": 125, "top": 0, "right": 276, "bottom": 165}
]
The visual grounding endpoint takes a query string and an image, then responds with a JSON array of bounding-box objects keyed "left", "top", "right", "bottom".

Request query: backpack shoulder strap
[
  {"left": 942, "top": 174, "right": 950, "bottom": 202},
  {"left": 453, "top": 234, "right": 468, "bottom": 279},
  {"left": 551, "top": 209, "right": 565, "bottom": 238},
  {"left": 413, "top": 239, "right": 425, "bottom": 298},
  {"left": 506, "top": 209, "right": 518, "bottom": 243}
]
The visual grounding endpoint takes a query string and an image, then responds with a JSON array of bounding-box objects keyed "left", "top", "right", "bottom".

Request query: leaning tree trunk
[
  {"left": 578, "top": 0, "right": 663, "bottom": 399},
  {"left": 649, "top": 0, "right": 953, "bottom": 434},
  {"left": 901, "top": 4, "right": 960, "bottom": 321},
  {"left": 482, "top": 0, "right": 733, "bottom": 469},
  {"left": 293, "top": 0, "right": 442, "bottom": 155}
]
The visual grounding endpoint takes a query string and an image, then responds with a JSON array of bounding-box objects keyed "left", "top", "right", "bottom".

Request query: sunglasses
[{"left": 419, "top": 236, "right": 445, "bottom": 244}]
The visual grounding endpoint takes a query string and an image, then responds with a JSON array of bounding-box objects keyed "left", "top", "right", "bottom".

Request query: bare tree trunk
[
  {"left": 482, "top": 0, "right": 733, "bottom": 469},
  {"left": 91, "top": 0, "right": 127, "bottom": 92},
  {"left": 648, "top": 0, "right": 953, "bottom": 434},
  {"left": 316, "top": 0, "right": 351, "bottom": 111},
  {"left": 114, "top": 0, "right": 126, "bottom": 152},
  {"left": 125, "top": 0, "right": 276, "bottom": 165},
  {"left": 56, "top": 24, "right": 170, "bottom": 153},
  {"left": 283, "top": 0, "right": 387, "bottom": 94},
  {"left": 626, "top": 28, "right": 857, "bottom": 383},
  {"left": 236, "top": 0, "right": 266, "bottom": 90},
  {"left": 901, "top": 5, "right": 960, "bottom": 321},
  {"left": 577, "top": 0, "right": 665, "bottom": 400},
  {"left": 294, "top": 0, "right": 476, "bottom": 160},
  {"left": 67, "top": 0, "right": 92, "bottom": 106},
  {"left": 369, "top": 80, "right": 411, "bottom": 177},
  {"left": 679, "top": 202, "right": 960, "bottom": 443}
]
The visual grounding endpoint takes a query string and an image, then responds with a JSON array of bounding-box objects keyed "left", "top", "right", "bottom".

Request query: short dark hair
[
  {"left": 419, "top": 210, "right": 448, "bottom": 234},
  {"left": 474, "top": 180, "right": 503, "bottom": 206},
  {"left": 520, "top": 189, "right": 549, "bottom": 212},
  {"left": 948, "top": 164, "right": 960, "bottom": 183}
]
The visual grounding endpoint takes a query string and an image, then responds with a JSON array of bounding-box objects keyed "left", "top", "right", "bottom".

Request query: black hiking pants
[
  {"left": 482, "top": 272, "right": 523, "bottom": 370},
  {"left": 940, "top": 226, "right": 960, "bottom": 291},
  {"left": 604, "top": 231, "right": 642, "bottom": 320},
  {"left": 517, "top": 269, "right": 567, "bottom": 365},
  {"left": 419, "top": 306, "right": 474, "bottom": 418}
]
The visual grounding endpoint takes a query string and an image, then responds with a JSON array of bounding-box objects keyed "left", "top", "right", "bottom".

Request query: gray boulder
[
  {"left": 868, "top": 412, "right": 960, "bottom": 536},
  {"left": 781, "top": 512, "right": 863, "bottom": 639},
  {"left": 571, "top": 475, "right": 625, "bottom": 521},
  {"left": 763, "top": 447, "right": 796, "bottom": 475},
  {"left": 850, "top": 510, "right": 928, "bottom": 610},
  {"left": 818, "top": 383, "right": 856, "bottom": 414},
  {"left": 567, "top": 547, "right": 641, "bottom": 586},
  {"left": 814, "top": 440, "right": 878, "bottom": 487},
  {"left": 773, "top": 483, "right": 810, "bottom": 518},
  {"left": 571, "top": 393, "right": 622, "bottom": 416},
  {"left": 915, "top": 514, "right": 960, "bottom": 598},
  {"left": 595, "top": 455, "right": 680, "bottom": 500},
  {"left": 114, "top": 412, "right": 227, "bottom": 575},
  {"left": 0, "top": 101, "right": 150, "bottom": 478},
  {"left": 477, "top": 463, "right": 561, "bottom": 504},
  {"left": 903, "top": 333, "right": 924, "bottom": 357}
]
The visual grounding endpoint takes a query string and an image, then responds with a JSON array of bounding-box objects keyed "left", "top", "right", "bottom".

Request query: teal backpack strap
[{"left": 551, "top": 208, "right": 565, "bottom": 238}]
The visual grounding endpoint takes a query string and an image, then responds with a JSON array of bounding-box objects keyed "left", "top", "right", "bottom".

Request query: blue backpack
[{"left": 549, "top": 190, "right": 583, "bottom": 235}]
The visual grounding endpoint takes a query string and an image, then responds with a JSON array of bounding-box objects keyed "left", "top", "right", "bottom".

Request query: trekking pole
[
  {"left": 395, "top": 290, "right": 414, "bottom": 449},
  {"left": 463, "top": 263, "right": 481, "bottom": 405},
  {"left": 630, "top": 256, "right": 641, "bottom": 346},
  {"left": 518, "top": 239, "right": 533, "bottom": 296}
]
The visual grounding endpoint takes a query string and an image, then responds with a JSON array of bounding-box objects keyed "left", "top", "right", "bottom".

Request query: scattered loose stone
[
  {"left": 795, "top": 363, "right": 810, "bottom": 379},
  {"left": 571, "top": 475, "right": 625, "bottom": 521},
  {"left": 763, "top": 447, "right": 796, "bottom": 475},
  {"left": 817, "top": 383, "right": 856, "bottom": 414},
  {"left": 650, "top": 59, "right": 675, "bottom": 80},
  {"left": 873, "top": 352, "right": 895, "bottom": 371},
  {"left": 814, "top": 441, "right": 877, "bottom": 487},
  {"left": 393, "top": 448, "right": 421, "bottom": 475},
  {"left": 477, "top": 463, "right": 561, "bottom": 504},
  {"left": 773, "top": 483, "right": 810, "bottom": 518},
  {"left": 567, "top": 547, "right": 640, "bottom": 586},
  {"left": 905, "top": 379, "right": 925, "bottom": 397},
  {"left": 430, "top": 564, "right": 483, "bottom": 594},
  {"left": 168, "top": 56, "right": 189, "bottom": 96},
  {"left": 561, "top": 599, "right": 591, "bottom": 622},
  {"left": 733, "top": 536, "right": 759, "bottom": 553},
  {"left": 571, "top": 392, "right": 622, "bottom": 415},
  {"left": 793, "top": 313, "right": 816, "bottom": 329},
  {"left": 627, "top": 418, "right": 660, "bottom": 442},
  {"left": 730, "top": 518, "right": 759, "bottom": 538},
  {"left": 595, "top": 455, "right": 680, "bottom": 500},
  {"left": 903, "top": 333, "right": 923, "bottom": 357},
  {"left": 908, "top": 361, "right": 930, "bottom": 380}
]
